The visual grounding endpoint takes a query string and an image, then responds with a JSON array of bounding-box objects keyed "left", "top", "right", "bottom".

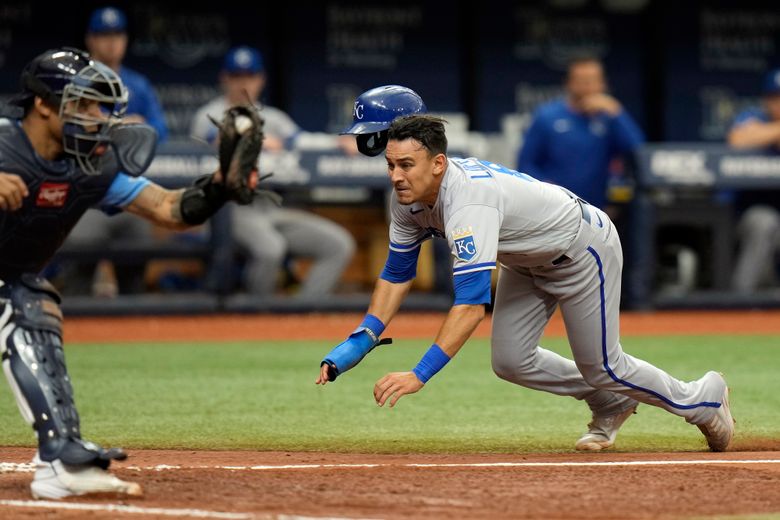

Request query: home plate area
[{"left": 2, "top": 448, "right": 780, "bottom": 519}]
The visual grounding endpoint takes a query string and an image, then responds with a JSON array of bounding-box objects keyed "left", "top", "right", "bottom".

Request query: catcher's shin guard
[{"left": 0, "top": 274, "right": 125, "bottom": 468}]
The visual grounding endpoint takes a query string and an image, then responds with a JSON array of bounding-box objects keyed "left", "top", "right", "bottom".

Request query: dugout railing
[
  {"left": 628, "top": 143, "right": 780, "bottom": 309},
  {"left": 54, "top": 140, "right": 780, "bottom": 314}
]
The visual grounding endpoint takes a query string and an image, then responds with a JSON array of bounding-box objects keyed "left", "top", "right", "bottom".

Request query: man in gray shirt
[{"left": 191, "top": 46, "right": 355, "bottom": 297}]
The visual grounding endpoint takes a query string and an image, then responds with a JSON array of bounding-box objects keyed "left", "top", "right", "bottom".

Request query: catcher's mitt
[{"left": 211, "top": 104, "right": 265, "bottom": 205}]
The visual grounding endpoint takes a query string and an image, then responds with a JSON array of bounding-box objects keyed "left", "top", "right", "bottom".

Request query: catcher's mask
[
  {"left": 341, "top": 85, "right": 427, "bottom": 157},
  {"left": 59, "top": 60, "right": 128, "bottom": 175}
]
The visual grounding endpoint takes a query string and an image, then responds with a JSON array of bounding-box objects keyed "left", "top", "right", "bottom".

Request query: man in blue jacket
[
  {"left": 85, "top": 6, "right": 168, "bottom": 142},
  {"left": 62, "top": 6, "right": 170, "bottom": 296},
  {"left": 517, "top": 57, "right": 644, "bottom": 210},
  {"left": 726, "top": 68, "right": 780, "bottom": 293}
]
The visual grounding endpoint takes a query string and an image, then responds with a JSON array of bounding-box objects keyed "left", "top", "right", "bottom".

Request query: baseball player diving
[
  {"left": 0, "top": 48, "right": 264, "bottom": 499},
  {"left": 317, "top": 106, "right": 735, "bottom": 453}
]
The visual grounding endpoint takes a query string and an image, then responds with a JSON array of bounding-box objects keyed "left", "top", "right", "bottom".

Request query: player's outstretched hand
[
  {"left": 317, "top": 333, "right": 393, "bottom": 385},
  {"left": 374, "top": 371, "right": 424, "bottom": 408},
  {"left": 0, "top": 173, "right": 29, "bottom": 211},
  {"left": 316, "top": 363, "right": 332, "bottom": 385}
]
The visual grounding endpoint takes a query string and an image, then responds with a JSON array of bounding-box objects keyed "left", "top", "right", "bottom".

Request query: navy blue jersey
[
  {"left": 517, "top": 98, "right": 644, "bottom": 209},
  {"left": 725, "top": 108, "right": 780, "bottom": 212},
  {"left": 0, "top": 118, "right": 127, "bottom": 279},
  {"left": 120, "top": 67, "right": 168, "bottom": 143}
]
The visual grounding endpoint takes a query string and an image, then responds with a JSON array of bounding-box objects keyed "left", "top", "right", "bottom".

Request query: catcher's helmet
[
  {"left": 18, "top": 48, "right": 128, "bottom": 175},
  {"left": 341, "top": 85, "right": 427, "bottom": 156},
  {"left": 17, "top": 48, "right": 93, "bottom": 109}
]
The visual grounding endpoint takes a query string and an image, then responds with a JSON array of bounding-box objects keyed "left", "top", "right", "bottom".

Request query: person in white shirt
[{"left": 191, "top": 46, "right": 355, "bottom": 297}]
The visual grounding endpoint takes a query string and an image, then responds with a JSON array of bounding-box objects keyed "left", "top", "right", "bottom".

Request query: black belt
[{"left": 551, "top": 199, "right": 591, "bottom": 266}]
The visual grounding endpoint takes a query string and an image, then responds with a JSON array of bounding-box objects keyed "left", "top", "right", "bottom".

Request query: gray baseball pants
[
  {"left": 491, "top": 204, "right": 724, "bottom": 426},
  {"left": 732, "top": 204, "right": 780, "bottom": 293},
  {"left": 231, "top": 203, "right": 356, "bottom": 297}
]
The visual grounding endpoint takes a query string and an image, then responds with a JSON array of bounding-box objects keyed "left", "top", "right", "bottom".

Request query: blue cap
[
  {"left": 87, "top": 7, "right": 127, "bottom": 34},
  {"left": 223, "top": 46, "right": 264, "bottom": 74},
  {"left": 763, "top": 68, "right": 780, "bottom": 96}
]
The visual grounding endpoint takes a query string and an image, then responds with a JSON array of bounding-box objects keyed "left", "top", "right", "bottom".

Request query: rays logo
[
  {"left": 353, "top": 102, "right": 364, "bottom": 120},
  {"left": 453, "top": 227, "right": 477, "bottom": 261}
]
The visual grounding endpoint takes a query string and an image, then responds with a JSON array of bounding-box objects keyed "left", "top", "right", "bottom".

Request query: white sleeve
[
  {"left": 446, "top": 204, "right": 500, "bottom": 275},
  {"left": 388, "top": 193, "right": 430, "bottom": 252},
  {"left": 189, "top": 105, "right": 213, "bottom": 142}
]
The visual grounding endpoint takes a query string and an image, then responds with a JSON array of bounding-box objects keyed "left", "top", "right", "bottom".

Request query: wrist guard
[{"left": 180, "top": 174, "right": 229, "bottom": 225}]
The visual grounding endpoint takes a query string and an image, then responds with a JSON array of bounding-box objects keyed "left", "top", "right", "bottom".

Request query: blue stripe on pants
[{"left": 586, "top": 246, "right": 720, "bottom": 410}]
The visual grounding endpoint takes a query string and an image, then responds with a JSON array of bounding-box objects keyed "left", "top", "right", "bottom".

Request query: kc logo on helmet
[
  {"left": 36, "top": 182, "right": 70, "bottom": 208},
  {"left": 353, "top": 102, "right": 364, "bottom": 120}
]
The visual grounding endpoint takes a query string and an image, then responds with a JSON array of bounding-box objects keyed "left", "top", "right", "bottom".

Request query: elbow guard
[{"left": 180, "top": 174, "right": 229, "bottom": 225}]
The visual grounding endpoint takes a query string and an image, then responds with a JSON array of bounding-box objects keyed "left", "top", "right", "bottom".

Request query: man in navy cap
[
  {"left": 190, "top": 46, "right": 356, "bottom": 298},
  {"left": 726, "top": 68, "right": 780, "bottom": 293},
  {"left": 60, "top": 6, "right": 169, "bottom": 296},
  {"left": 191, "top": 46, "right": 297, "bottom": 149},
  {"left": 85, "top": 7, "right": 168, "bottom": 142},
  {"left": 85, "top": 6, "right": 168, "bottom": 142}
]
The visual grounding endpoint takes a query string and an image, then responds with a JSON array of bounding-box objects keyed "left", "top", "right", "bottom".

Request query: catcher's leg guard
[{"left": 0, "top": 274, "right": 125, "bottom": 468}]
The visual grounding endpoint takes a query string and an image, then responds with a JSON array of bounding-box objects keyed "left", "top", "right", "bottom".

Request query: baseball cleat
[
  {"left": 697, "top": 373, "right": 734, "bottom": 452},
  {"left": 30, "top": 454, "right": 142, "bottom": 499},
  {"left": 575, "top": 405, "right": 638, "bottom": 451}
]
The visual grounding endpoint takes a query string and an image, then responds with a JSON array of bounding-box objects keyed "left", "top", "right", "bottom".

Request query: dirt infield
[
  {"left": 2, "top": 447, "right": 780, "bottom": 519},
  {"left": 0, "top": 311, "right": 776, "bottom": 518},
  {"left": 63, "top": 310, "right": 780, "bottom": 343}
]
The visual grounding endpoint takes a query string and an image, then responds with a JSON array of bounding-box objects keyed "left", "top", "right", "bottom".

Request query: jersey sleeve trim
[
  {"left": 389, "top": 235, "right": 431, "bottom": 253},
  {"left": 452, "top": 261, "right": 496, "bottom": 275},
  {"left": 98, "top": 173, "right": 151, "bottom": 214}
]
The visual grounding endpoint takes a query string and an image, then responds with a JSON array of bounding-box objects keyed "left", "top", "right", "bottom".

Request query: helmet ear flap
[{"left": 356, "top": 131, "right": 388, "bottom": 157}]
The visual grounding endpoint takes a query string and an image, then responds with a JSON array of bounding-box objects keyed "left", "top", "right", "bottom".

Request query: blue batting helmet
[{"left": 342, "top": 85, "right": 427, "bottom": 156}]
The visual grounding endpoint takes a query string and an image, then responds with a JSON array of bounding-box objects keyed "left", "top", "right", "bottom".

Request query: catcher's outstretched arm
[{"left": 124, "top": 182, "right": 189, "bottom": 230}]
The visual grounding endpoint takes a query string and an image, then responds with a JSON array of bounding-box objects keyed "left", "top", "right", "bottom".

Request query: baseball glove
[{"left": 210, "top": 104, "right": 265, "bottom": 205}]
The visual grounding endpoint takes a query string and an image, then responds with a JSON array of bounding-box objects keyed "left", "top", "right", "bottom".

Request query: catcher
[{"left": 0, "top": 48, "right": 264, "bottom": 499}]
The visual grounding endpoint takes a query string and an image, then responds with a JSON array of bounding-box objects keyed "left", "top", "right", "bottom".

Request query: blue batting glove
[{"left": 321, "top": 314, "right": 392, "bottom": 381}]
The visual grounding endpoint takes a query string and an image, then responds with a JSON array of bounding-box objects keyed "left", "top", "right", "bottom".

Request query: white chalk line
[
  {"left": 2, "top": 461, "right": 777, "bottom": 519},
  {"left": 3, "top": 459, "right": 780, "bottom": 475},
  {"left": 0, "top": 499, "right": 378, "bottom": 520},
  {"left": 0, "top": 499, "right": 251, "bottom": 519}
]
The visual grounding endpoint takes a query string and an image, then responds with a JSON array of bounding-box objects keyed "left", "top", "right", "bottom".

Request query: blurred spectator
[
  {"left": 190, "top": 46, "right": 355, "bottom": 298},
  {"left": 517, "top": 57, "right": 644, "bottom": 210},
  {"left": 58, "top": 6, "right": 170, "bottom": 297},
  {"left": 726, "top": 68, "right": 780, "bottom": 293},
  {"left": 85, "top": 6, "right": 168, "bottom": 141}
]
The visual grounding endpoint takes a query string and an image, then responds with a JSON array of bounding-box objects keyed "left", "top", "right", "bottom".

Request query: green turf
[{"left": 0, "top": 335, "right": 777, "bottom": 453}]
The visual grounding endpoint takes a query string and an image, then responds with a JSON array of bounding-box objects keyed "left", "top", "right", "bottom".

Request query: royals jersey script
[{"left": 388, "top": 156, "right": 588, "bottom": 274}]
